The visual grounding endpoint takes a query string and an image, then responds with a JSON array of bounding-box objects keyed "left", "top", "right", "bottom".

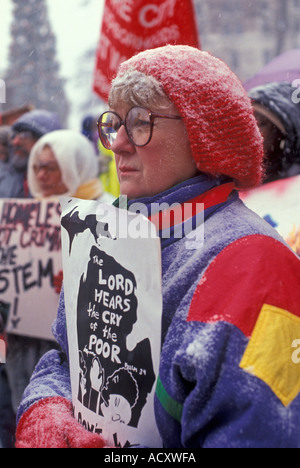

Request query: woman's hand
[{"left": 15, "top": 397, "right": 106, "bottom": 448}]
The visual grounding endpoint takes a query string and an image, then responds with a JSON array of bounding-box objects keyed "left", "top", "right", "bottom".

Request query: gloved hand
[
  {"left": 53, "top": 270, "right": 64, "bottom": 294},
  {"left": 15, "top": 397, "right": 106, "bottom": 448}
]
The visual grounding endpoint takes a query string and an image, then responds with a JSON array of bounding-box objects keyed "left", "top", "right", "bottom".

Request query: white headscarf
[{"left": 28, "top": 129, "right": 99, "bottom": 198}]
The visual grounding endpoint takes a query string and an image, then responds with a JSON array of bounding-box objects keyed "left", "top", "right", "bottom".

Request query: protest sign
[
  {"left": 60, "top": 197, "right": 163, "bottom": 448},
  {"left": 0, "top": 198, "right": 62, "bottom": 340},
  {"left": 240, "top": 174, "right": 300, "bottom": 255},
  {"left": 93, "top": 0, "right": 200, "bottom": 101}
]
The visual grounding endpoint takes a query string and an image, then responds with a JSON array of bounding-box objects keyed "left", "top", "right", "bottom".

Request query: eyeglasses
[
  {"left": 97, "top": 106, "right": 181, "bottom": 150},
  {"left": 33, "top": 163, "right": 60, "bottom": 175},
  {"left": 11, "top": 131, "right": 37, "bottom": 142}
]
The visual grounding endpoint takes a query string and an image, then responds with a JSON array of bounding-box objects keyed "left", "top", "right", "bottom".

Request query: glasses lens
[
  {"left": 126, "top": 107, "right": 151, "bottom": 146},
  {"left": 98, "top": 112, "right": 121, "bottom": 149}
]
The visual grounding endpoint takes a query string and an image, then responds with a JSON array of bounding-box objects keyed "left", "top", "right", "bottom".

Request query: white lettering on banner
[
  {"left": 114, "top": 0, "right": 134, "bottom": 23},
  {"left": 139, "top": 4, "right": 160, "bottom": 28},
  {"left": 97, "top": 34, "right": 110, "bottom": 61},
  {"left": 97, "top": 33, "right": 127, "bottom": 72},
  {"left": 139, "top": 0, "right": 177, "bottom": 29},
  {"left": 88, "top": 333, "right": 121, "bottom": 363},
  {"left": 98, "top": 269, "right": 134, "bottom": 295},
  {"left": 103, "top": 3, "right": 180, "bottom": 49}
]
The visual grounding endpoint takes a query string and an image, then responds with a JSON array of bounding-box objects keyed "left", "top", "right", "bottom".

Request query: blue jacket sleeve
[{"left": 16, "top": 287, "right": 72, "bottom": 423}]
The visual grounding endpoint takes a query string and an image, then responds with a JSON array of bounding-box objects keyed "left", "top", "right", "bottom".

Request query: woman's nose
[
  {"left": 36, "top": 167, "right": 48, "bottom": 179},
  {"left": 110, "top": 125, "right": 134, "bottom": 154}
]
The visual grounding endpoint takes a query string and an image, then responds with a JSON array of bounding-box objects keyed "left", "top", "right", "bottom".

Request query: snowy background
[
  {"left": 0, "top": 0, "right": 105, "bottom": 129},
  {"left": 1, "top": 0, "right": 300, "bottom": 129}
]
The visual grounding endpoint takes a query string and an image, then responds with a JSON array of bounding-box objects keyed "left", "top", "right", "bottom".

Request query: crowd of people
[
  {"left": 0, "top": 107, "right": 116, "bottom": 448},
  {"left": 1, "top": 43, "right": 300, "bottom": 448}
]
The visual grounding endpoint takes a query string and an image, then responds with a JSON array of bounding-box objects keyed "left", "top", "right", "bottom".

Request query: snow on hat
[
  {"left": 116, "top": 45, "right": 264, "bottom": 189},
  {"left": 12, "top": 109, "right": 62, "bottom": 138}
]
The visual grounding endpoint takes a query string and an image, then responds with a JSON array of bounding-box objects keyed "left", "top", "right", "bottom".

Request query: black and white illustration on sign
[
  {"left": 60, "top": 197, "right": 162, "bottom": 448},
  {"left": 76, "top": 246, "right": 155, "bottom": 428}
]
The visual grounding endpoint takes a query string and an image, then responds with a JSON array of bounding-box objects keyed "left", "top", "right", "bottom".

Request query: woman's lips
[{"left": 118, "top": 166, "right": 138, "bottom": 175}]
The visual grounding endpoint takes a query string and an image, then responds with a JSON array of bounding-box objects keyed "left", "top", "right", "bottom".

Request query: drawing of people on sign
[
  {"left": 60, "top": 196, "right": 162, "bottom": 447},
  {"left": 76, "top": 246, "right": 156, "bottom": 428}
]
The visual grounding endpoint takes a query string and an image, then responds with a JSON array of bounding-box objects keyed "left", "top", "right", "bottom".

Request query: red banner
[{"left": 93, "top": 0, "right": 200, "bottom": 101}]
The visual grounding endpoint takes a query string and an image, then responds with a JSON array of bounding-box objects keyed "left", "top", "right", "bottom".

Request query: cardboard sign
[
  {"left": 0, "top": 199, "right": 62, "bottom": 340},
  {"left": 240, "top": 175, "right": 300, "bottom": 255},
  {"left": 60, "top": 197, "right": 163, "bottom": 448},
  {"left": 93, "top": 0, "right": 200, "bottom": 101}
]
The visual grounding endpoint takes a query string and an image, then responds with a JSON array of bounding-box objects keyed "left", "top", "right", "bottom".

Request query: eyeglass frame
[
  {"left": 11, "top": 130, "right": 39, "bottom": 142},
  {"left": 97, "top": 106, "right": 181, "bottom": 149},
  {"left": 33, "top": 162, "right": 61, "bottom": 175}
]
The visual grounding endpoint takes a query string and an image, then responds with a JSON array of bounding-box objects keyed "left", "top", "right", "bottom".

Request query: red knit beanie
[{"left": 117, "top": 45, "right": 264, "bottom": 189}]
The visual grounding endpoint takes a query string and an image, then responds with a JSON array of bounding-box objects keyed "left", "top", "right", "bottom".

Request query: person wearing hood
[
  {"left": 6, "top": 109, "right": 62, "bottom": 197},
  {"left": 0, "top": 126, "right": 28, "bottom": 198},
  {"left": 248, "top": 81, "right": 300, "bottom": 183},
  {"left": 27, "top": 129, "right": 115, "bottom": 203},
  {"left": 0, "top": 126, "right": 20, "bottom": 196},
  {"left": 241, "top": 82, "right": 300, "bottom": 257},
  {"left": 15, "top": 45, "right": 300, "bottom": 448}
]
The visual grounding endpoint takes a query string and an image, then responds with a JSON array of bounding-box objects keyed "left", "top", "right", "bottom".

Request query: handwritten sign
[
  {"left": 93, "top": 0, "right": 200, "bottom": 101},
  {"left": 0, "top": 199, "right": 62, "bottom": 340},
  {"left": 60, "top": 197, "right": 163, "bottom": 448}
]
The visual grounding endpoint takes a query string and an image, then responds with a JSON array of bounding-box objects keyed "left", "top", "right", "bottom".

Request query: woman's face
[
  {"left": 34, "top": 146, "right": 68, "bottom": 197},
  {"left": 110, "top": 103, "right": 198, "bottom": 199}
]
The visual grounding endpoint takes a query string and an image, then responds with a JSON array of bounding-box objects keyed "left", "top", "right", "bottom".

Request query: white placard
[{"left": 60, "top": 197, "right": 163, "bottom": 448}]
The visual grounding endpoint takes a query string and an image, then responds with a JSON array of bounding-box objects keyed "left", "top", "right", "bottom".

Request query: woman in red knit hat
[{"left": 15, "top": 45, "right": 300, "bottom": 448}]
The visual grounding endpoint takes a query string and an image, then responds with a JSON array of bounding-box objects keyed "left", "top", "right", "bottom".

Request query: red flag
[{"left": 93, "top": 0, "right": 200, "bottom": 101}]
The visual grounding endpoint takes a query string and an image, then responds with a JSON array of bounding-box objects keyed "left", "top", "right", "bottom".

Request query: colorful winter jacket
[{"left": 17, "top": 174, "right": 300, "bottom": 448}]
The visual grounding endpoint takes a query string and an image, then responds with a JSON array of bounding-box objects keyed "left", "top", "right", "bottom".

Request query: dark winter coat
[{"left": 248, "top": 81, "right": 300, "bottom": 177}]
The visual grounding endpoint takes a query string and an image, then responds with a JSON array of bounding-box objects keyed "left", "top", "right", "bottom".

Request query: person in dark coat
[{"left": 248, "top": 81, "right": 300, "bottom": 183}]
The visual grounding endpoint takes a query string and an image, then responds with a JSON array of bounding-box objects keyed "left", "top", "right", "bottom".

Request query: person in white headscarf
[
  {"left": 27, "top": 129, "right": 115, "bottom": 203},
  {"left": 5, "top": 130, "right": 115, "bottom": 425}
]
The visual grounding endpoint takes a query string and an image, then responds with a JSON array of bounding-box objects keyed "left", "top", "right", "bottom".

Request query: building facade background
[{"left": 194, "top": 0, "right": 300, "bottom": 81}]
